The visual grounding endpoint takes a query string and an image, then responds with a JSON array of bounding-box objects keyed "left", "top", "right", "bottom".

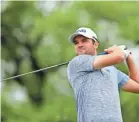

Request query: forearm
[
  {"left": 93, "top": 50, "right": 124, "bottom": 69},
  {"left": 126, "top": 54, "right": 139, "bottom": 83}
]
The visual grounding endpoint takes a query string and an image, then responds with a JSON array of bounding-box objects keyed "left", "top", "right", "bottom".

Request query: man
[{"left": 67, "top": 27, "right": 139, "bottom": 122}]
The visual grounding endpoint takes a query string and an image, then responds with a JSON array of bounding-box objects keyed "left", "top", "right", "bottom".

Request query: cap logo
[{"left": 76, "top": 29, "right": 86, "bottom": 33}]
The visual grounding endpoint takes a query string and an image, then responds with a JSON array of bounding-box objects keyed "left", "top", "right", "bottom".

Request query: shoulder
[
  {"left": 68, "top": 54, "right": 95, "bottom": 67},
  {"left": 70, "top": 55, "right": 91, "bottom": 62}
]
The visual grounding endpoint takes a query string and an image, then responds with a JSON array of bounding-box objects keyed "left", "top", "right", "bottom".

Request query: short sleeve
[
  {"left": 67, "top": 55, "right": 96, "bottom": 84},
  {"left": 69, "top": 55, "right": 96, "bottom": 72},
  {"left": 117, "top": 69, "right": 130, "bottom": 88}
]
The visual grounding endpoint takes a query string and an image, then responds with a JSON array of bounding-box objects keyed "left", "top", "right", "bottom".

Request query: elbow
[{"left": 130, "top": 75, "right": 139, "bottom": 83}]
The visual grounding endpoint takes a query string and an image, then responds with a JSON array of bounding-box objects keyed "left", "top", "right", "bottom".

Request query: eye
[
  {"left": 73, "top": 40, "right": 78, "bottom": 45},
  {"left": 82, "top": 38, "right": 88, "bottom": 43}
]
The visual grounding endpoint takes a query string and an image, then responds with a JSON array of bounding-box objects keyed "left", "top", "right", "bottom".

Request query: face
[{"left": 73, "top": 35, "right": 99, "bottom": 55}]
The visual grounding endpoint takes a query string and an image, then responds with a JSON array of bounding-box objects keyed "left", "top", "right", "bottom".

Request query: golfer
[{"left": 67, "top": 27, "right": 139, "bottom": 122}]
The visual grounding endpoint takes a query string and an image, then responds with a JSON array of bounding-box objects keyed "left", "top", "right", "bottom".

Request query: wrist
[{"left": 124, "top": 50, "right": 132, "bottom": 59}]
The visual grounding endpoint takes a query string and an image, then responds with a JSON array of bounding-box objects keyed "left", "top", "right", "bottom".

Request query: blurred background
[{"left": 1, "top": 1, "right": 139, "bottom": 122}]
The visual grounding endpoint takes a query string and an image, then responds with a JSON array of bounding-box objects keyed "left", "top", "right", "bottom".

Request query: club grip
[
  {"left": 98, "top": 45, "right": 127, "bottom": 55},
  {"left": 98, "top": 52, "right": 108, "bottom": 55}
]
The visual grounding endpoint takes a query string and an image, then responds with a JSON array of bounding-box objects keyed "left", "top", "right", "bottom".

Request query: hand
[
  {"left": 104, "top": 45, "right": 131, "bottom": 59},
  {"left": 104, "top": 45, "right": 123, "bottom": 54}
]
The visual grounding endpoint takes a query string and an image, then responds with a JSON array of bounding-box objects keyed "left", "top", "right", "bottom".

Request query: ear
[{"left": 94, "top": 42, "right": 99, "bottom": 49}]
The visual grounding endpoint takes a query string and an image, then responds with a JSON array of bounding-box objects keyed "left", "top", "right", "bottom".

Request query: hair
[
  {"left": 91, "top": 39, "right": 99, "bottom": 44},
  {"left": 91, "top": 39, "right": 95, "bottom": 44}
]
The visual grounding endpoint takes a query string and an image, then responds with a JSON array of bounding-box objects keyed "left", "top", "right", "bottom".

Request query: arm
[
  {"left": 126, "top": 54, "right": 139, "bottom": 83},
  {"left": 122, "top": 78, "right": 139, "bottom": 93},
  {"left": 121, "top": 52, "right": 139, "bottom": 93},
  {"left": 93, "top": 46, "right": 125, "bottom": 69}
]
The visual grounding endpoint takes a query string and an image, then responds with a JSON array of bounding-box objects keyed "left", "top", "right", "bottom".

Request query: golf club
[{"left": 1, "top": 45, "right": 127, "bottom": 81}]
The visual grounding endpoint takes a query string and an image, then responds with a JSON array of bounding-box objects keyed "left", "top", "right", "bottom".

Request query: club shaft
[
  {"left": 1, "top": 62, "right": 69, "bottom": 81},
  {"left": 2, "top": 45, "right": 127, "bottom": 81}
]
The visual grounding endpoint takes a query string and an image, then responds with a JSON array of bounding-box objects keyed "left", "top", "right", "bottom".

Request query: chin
[
  {"left": 77, "top": 52, "right": 87, "bottom": 55},
  {"left": 77, "top": 51, "right": 94, "bottom": 56}
]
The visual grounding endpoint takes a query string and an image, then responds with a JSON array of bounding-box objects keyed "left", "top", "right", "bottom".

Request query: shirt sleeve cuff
[{"left": 118, "top": 76, "right": 130, "bottom": 88}]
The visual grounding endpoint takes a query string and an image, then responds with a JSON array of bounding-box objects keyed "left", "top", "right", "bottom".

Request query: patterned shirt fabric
[{"left": 67, "top": 55, "right": 130, "bottom": 122}]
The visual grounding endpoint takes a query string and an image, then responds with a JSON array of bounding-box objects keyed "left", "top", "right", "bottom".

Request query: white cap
[{"left": 68, "top": 27, "right": 98, "bottom": 43}]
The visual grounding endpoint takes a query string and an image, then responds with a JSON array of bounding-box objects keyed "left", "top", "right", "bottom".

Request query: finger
[{"left": 104, "top": 48, "right": 113, "bottom": 53}]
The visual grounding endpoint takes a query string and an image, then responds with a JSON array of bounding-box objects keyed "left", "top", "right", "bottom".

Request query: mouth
[
  {"left": 78, "top": 49, "right": 84, "bottom": 52},
  {"left": 78, "top": 48, "right": 86, "bottom": 51}
]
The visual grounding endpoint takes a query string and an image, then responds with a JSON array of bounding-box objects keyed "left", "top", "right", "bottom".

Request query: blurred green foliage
[{"left": 1, "top": 1, "right": 139, "bottom": 122}]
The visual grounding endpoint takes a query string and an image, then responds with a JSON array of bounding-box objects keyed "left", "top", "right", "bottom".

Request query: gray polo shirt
[{"left": 67, "top": 55, "right": 129, "bottom": 122}]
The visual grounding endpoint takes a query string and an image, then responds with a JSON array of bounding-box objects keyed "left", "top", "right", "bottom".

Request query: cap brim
[
  {"left": 68, "top": 32, "right": 89, "bottom": 42},
  {"left": 68, "top": 33, "right": 98, "bottom": 43}
]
